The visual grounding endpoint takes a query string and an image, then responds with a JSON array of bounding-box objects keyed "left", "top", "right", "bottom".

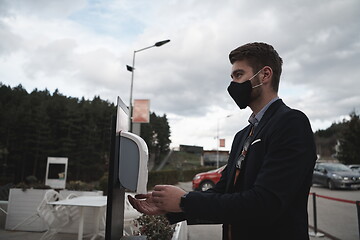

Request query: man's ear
[{"left": 262, "top": 66, "right": 273, "bottom": 83}]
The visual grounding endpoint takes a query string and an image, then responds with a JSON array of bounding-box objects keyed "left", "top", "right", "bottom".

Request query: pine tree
[
  {"left": 141, "top": 112, "right": 171, "bottom": 165},
  {"left": 337, "top": 112, "right": 360, "bottom": 164}
]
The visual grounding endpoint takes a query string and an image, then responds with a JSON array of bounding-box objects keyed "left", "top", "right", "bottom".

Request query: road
[
  {"left": 176, "top": 182, "right": 360, "bottom": 240},
  {"left": 308, "top": 184, "right": 360, "bottom": 240}
]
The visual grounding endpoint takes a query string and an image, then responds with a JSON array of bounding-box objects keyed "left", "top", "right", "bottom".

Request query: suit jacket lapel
[
  {"left": 252, "top": 99, "right": 284, "bottom": 140},
  {"left": 226, "top": 99, "right": 285, "bottom": 192},
  {"left": 226, "top": 124, "right": 252, "bottom": 192}
]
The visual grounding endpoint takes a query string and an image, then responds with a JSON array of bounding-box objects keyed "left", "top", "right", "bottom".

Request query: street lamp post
[
  {"left": 126, "top": 39, "right": 170, "bottom": 132},
  {"left": 216, "top": 114, "right": 232, "bottom": 168}
]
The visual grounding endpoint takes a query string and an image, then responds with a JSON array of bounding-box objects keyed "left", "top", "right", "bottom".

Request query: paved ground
[
  {"left": 0, "top": 230, "right": 76, "bottom": 240},
  {"left": 308, "top": 185, "right": 359, "bottom": 240},
  {"left": 0, "top": 227, "right": 334, "bottom": 240}
]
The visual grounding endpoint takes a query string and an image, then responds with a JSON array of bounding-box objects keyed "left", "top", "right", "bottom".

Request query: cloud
[
  {"left": 2, "top": 0, "right": 86, "bottom": 18},
  {"left": 0, "top": 0, "right": 359, "bottom": 149},
  {"left": 0, "top": 22, "right": 23, "bottom": 55},
  {"left": 23, "top": 39, "right": 78, "bottom": 78}
]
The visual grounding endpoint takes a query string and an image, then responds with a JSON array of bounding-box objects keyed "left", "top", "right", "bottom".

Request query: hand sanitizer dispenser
[{"left": 118, "top": 131, "right": 148, "bottom": 194}]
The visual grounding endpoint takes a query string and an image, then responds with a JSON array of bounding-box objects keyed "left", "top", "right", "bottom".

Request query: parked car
[
  {"left": 348, "top": 164, "right": 360, "bottom": 173},
  {"left": 192, "top": 165, "right": 226, "bottom": 191},
  {"left": 312, "top": 162, "right": 360, "bottom": 190}
]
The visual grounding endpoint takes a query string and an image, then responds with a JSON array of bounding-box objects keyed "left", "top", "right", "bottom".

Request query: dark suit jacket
[{"left": 167, "top": 99, "right": 317, "bottom": 240}]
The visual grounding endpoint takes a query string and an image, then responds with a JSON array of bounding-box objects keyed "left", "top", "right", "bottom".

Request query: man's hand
[
  {"left": 128, "top": 193, "right": 167, "bottom": 215},
  {"left": 152, "top": 185, "right": 186, "bottom": 213}
]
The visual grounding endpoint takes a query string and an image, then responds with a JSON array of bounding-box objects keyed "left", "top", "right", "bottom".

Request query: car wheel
[
  {"left": 327, "top": 179, "right": 335, "bottom": 190},
  {"left": 199, "top": 181, "right": 215, "bottom": 191}
]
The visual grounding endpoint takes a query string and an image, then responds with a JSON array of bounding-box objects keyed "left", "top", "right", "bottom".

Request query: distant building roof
[{"left": 179, "top": 144, "right": 203, "bottom": 154}]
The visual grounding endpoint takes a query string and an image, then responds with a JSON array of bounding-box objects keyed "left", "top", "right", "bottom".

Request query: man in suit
[{"left": 129, "top": 42, "right": 317, "bottom": 240}]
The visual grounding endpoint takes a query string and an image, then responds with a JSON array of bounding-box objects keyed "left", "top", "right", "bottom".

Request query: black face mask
[{"left": 227, "top": 80, "right": 252, "bottom": 109}]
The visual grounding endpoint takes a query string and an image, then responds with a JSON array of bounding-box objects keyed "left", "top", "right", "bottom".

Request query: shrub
[
  {"left": 147, "top": 167, "right": 216, "bottom": 189},
  {"left": 66, "top": 180, "right": 96, "bottom": 191},
  {"left": 147, "top": 170, "right": 179, "bottom": 190},
  {"left": 134, "top": 215, "right": 175, "bottom": 240},
  {"left": 14, "top": 175, "right": 51, "bottom": 191},
  {"left": 98, "top": 172, "right": 109, "bottom": 195}
]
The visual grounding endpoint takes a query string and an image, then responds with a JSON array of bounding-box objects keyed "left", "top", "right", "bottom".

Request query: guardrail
[
  {"left": 309, "top": 192, "right": 360, "bottom": 239},
  {"left": 0, "top": 184, "right": 13, "bottom": 201}
]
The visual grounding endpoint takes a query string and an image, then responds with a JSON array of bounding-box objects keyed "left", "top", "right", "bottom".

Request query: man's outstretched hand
[
  {"left": 128, "top": 185, "right": 187, "bottom": 215},
  {"left": 128, "top": 193, "right": 167, "bottom": 215},
  {"left": 152, "top": 185, "right": 186, "bottom": 212}
]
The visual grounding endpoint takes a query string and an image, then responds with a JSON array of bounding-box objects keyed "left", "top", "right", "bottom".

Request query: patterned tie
[
  {"left": 234, "top": 125, "right": 254, "bottom": 184},
  {"left": 228, "top": 125, "right": 255, "bottom": 240}
]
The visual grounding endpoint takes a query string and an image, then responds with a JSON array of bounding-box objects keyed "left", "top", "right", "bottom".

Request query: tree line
[
  {"left": 314, "top": 111, "right": 360, "bottom": 165},
  {"left": 1, "top": 82, "right": 358, "bottom": 185},
  {"left": 0, "top": 83, "right": 171, "bottom": 185}
]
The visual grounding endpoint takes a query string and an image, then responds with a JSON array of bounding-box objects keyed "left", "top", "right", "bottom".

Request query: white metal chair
[
  {"left": 10, "top": 207, "right": 39, "bottom": 230},
  {"left": 37, "top": 190, "right": 70, "bottom": 240},
  {"left": 123, "top": 193, "right": 141, "bottom": 236},
  {"left": 90, "top": 206, "right": 106, "bottom": 240},
  {"left": 64, "top": 193, "right": 80, "bottom": 223}
]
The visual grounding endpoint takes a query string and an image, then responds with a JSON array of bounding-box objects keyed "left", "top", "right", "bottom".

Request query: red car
[{"left": 192, "top": 165, "right": 226, "bottom": 191}]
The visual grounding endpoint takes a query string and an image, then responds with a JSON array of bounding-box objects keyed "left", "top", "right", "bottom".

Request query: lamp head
[
  {"left": 155, "top": 39, "right": 170, "bottom": 47},
  {"left": 126, "top": 65, "right": 134, "bottom": 72}
]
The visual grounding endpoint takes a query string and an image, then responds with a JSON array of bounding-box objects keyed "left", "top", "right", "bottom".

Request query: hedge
[{"left": 147, "top": 166, "right": 215, "bottom": 190}]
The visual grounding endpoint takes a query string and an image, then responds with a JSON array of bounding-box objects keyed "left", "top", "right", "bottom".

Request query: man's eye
[{"left": 233, "top": 72, "right": 242, "bottom": 79}]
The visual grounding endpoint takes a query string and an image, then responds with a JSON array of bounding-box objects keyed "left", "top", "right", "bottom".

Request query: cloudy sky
[{"left": 1, "top": 0, "right": 359, "bottom": 151}]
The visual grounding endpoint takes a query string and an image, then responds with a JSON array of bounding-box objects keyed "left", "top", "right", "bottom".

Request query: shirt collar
[{"left": 248, "top": 97, "right": 280, "bottom": 126}]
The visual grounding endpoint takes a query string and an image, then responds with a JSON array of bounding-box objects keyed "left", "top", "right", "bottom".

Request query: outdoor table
[{"left": 48, "top": 196, "right": 107, "bottom": 240}]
